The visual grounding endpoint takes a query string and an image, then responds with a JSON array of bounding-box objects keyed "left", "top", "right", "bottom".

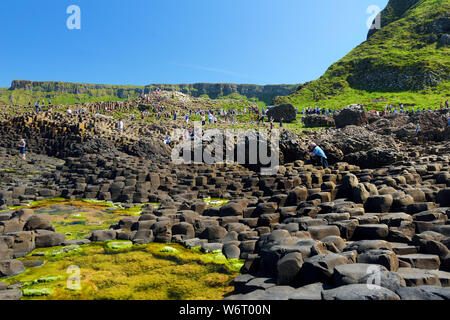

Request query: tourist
[
  {"left": 118, "top": 119, "right": 124, "bottom": 137},
  {"left": 415, "top": 124, "right": 420, "bottom": 134},
  {"left": 208, "top": 112, "right": 213, "bottom": 125},
  {"left": 185, "top": 114, "right": 190, "bottom": 124},
  {"left": 67, "top": 108, "right": 72, "bottom": 115},
  {"left": 307, "top": 142, "right": 329, "bottom": 168},
  {"left": 201, "top": 114, "right": 206, "bottom": 126},
  {"left": 19, "top": 139, "right": 26, "bottom": 160},
  {"left": 35, "top": 101, "right": 41, "bottom": 112},
  {"left": 163, "top": 135, "right": 171, "bottom": 145},
  {"left": 270, "top": 117, "right": 274, "bottom": 130},
  {"left": 280, "top": 117, "right": 284, "bottom": 128}
]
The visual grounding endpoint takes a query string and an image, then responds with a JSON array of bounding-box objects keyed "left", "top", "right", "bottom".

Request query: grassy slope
[
  {"left": 275, "top": 0, "right": 450, "bottom": 110},
  {"left": 0, "top": 86, "right": 269, "bottom": 108},
  {"left": 0, "top": 87, "right": 130, "bottom": 105}
]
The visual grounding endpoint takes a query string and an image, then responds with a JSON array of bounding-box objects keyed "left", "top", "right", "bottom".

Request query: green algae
[
  {"left": 203, "top": 198, "right": 230, "bottom": 207},
  {"left": 158, "top": 246, "right": 181, "bottom": 254},
  {"left": 23, "top": 288, "right": 53, "bottom": 296},
  {"left": 104, "top": 241, "right": 133, "bottom": 253},
  {"left": 4, "top": 242, "right": 242, "bottom": 300}
]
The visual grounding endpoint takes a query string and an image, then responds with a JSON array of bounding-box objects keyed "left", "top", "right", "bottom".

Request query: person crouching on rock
[
  {"left": 307, "top": 142, "right": 328, "bottom": 168},
  {"left": 19, "top": 139, "right": 26, "bottom": 160}
]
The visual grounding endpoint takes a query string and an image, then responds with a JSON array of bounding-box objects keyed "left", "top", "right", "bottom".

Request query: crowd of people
[{"left": 19, "top": 91, "right": 449, "bottom": 170}]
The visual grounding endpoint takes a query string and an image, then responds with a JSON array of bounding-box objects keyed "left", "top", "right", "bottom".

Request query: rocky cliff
[{"left": 8, "top": 80, "right": 298, "bottom": 104}]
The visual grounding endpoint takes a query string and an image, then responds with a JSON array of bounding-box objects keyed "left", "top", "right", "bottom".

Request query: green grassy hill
[{"left": 275, "top": 0, "right": 450, "bottom": 110}]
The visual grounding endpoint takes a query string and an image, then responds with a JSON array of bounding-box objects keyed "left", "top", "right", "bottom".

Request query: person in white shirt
[{"left": 118, "top": 119, "right": 124, "bottom": 137}]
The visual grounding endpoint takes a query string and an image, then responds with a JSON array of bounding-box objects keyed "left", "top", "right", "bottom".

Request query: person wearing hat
[{"left": 307, "top": 142, "right": 328, "bottom": 168}]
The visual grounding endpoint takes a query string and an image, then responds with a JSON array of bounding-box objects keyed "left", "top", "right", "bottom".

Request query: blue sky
[{"left": 0, "top": 0, "right": 388, "bottom": 87}]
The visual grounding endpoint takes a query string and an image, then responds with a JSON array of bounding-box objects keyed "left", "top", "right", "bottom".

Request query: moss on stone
[{"left": 5, "top": 243, "right": 242, "bottom": 300}]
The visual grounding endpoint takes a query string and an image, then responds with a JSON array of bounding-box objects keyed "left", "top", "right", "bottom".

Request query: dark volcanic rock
[
  {"left": 334, "top": 105, "right": 368, "bottom": 128},
  {"left": 267, "top": 104, "right": 297, "bottom": 123}
]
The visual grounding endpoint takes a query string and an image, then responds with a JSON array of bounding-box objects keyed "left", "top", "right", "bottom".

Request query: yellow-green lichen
[{"left": 5, "top": 242, "right": 242, "bottom": 300}]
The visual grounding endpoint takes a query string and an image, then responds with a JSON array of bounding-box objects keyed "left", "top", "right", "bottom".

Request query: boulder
[
  {"left": 334, "top": 105, "right": 368, "bottom": 128},
  {"left": 364, "top": 195, "right": 393, "bottom": 213},
  {"left": 298, "top": 253, "right": 348, "bottom": 286},
  {"left": 266, "top": 104, "right": 297, "bottom": 123},
  {"left": 34, "top": 230, "right": 66, "bottom": 247},
  {"left": 332, "top": 263, "right": 388, "bottom": 287},
  {"left": 276, "top": 252, "right": 304, "bottom": 285},
  {"left": 24, "top": 215, "right": 54, "bottom": 231},
  {"left": 89, "top": 230, "right": 117, "bottom": 242},
  {"left": 132, "top": 230, "right": 154, "bottom": 244},
  {"left": 285, "top": 187, "right": 308, "bottom": 206},
  {"left": 222, "top": 243, "right": 240, "bottom": 259},
  {"left": 171, "top": 222, "right": 195, "bottom": 239},
  {"left": 219, "top": 203, "right": 244, "bottom": 217},
  {"left": 200, "top": 225, "right": 228, "bottom": 241},
  {"left": 0, "top": 259, "right": 25, "bottom": 277},
  {"left": 7, "top": 231, "right": 35, "bottom": 258}
]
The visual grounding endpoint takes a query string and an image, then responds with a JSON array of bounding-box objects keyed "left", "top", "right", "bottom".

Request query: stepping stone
[
  {"left": 322, "top": 284, "right": 400, "bottom": 300},
  {"left": 352, "top": 224, "right": 389, "bottom": 240},
  {"left": 299, "top": 253, "right": 348, "bottom": 286},
  {"left": 332, "top": 263, "right": 388, "bottom": 286},
  {"left": 243, "top": 277, "right": 277, "bottom": 292},
  {"left": 428, "top": 270, "right": 450, "bottom": 287},
  {"left": 397, "top": 268, "right": 441, "bottom": 287},
  {"left": 0, "top": 289, "right": 22, "bottom": 300},
  {"left": 307, "top": 225, "right": 340, "bottom": 240},
  {"left": 231, "top": 274, "right": 255, "bottom": 293},
  {"left": 353, "top": 215, "right": 380, "bottom": 225},
  {"left": 391, "top": 243, "right": 418, "bottom": 255},
  {"left": 357, "top": 249, "right": 399, "bottom": 271},
  {"left": 289, "top": 283, "right": 330, "bottom": 300},
  {"left": 396, "top": 286, "right": 450, "bottom": 300},
  {"left": 358, "top": 271, "right": 406, "bottom": 292},
  {"left": 397, "top": 254, "right": 440, "bottom": 270},
  {"left": 344, "top": 240, "right": 393, "bottom": 253}
]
